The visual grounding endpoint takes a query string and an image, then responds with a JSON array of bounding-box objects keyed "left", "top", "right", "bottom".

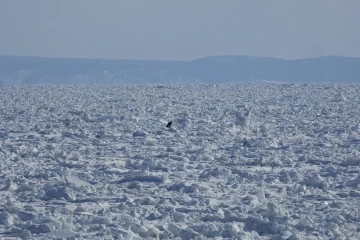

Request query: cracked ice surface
[{"left": 0, "top": 83, "right": 360, "bottom": 240}]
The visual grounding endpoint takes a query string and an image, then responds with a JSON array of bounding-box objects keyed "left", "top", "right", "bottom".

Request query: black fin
[{"left": 166, "top": 121, "right": 172, "bottom": 128}]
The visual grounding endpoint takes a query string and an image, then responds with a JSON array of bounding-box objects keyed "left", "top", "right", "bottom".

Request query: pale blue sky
[{"left": 0, "top": 0, "right": 359, "bottom": 60}]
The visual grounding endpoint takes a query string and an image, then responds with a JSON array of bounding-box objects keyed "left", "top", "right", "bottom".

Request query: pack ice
[{"left": 0, "top": 83, "right": 360, "bottom": 239}]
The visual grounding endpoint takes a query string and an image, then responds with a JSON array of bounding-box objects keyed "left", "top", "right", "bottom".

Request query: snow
[{"left": 0, "top": 83, "right": 360, "bottom": 239}]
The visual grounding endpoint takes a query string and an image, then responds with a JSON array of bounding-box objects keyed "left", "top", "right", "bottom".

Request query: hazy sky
[{"left": 1, "top": 0, "right": 359, "bottom": 60}]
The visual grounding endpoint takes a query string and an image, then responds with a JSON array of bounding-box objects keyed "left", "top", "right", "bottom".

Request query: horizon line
[{"left": 0, "top": 53, "right": 359, "bottom": 62}]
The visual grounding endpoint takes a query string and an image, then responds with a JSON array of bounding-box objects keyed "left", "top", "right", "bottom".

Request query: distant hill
[{"left": 0, "top": 55, "right": 359, "bottom": 84}]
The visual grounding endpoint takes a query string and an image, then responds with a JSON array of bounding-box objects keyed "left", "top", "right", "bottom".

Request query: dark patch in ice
[
  {"left": 132, "top": 130, "right": 148, "bottom": 137},
  {"left": 113, "top": 175, "right": 164, "bottom": 184},
  {"left": 244, "top": 216, "right": 279, "bottom": 236},
  {"left": 243, "top": 140, "right": 250, "bottom": 147},
  {"left": 43, "top": 186, "right": 76, "bottom": 201},
  {"left": 28, "top": 223, "right": 52, "bottom": 234},
  {"left": 16, "top": 211, "right": 36, "bottom": 221}
]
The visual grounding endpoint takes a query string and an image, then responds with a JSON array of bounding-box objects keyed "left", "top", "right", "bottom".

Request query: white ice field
[{"left": 0, "top": 83, "right": 360, "bottom": 240}]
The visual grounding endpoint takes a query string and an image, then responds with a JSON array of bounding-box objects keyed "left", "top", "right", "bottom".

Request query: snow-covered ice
[{"left": 0, "top": 83, "right": 360, "bottom": 239}]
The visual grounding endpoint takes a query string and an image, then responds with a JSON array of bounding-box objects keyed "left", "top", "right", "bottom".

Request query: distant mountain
[{"left": 0, "top": 55, "right": 359, "bottom": 84}]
